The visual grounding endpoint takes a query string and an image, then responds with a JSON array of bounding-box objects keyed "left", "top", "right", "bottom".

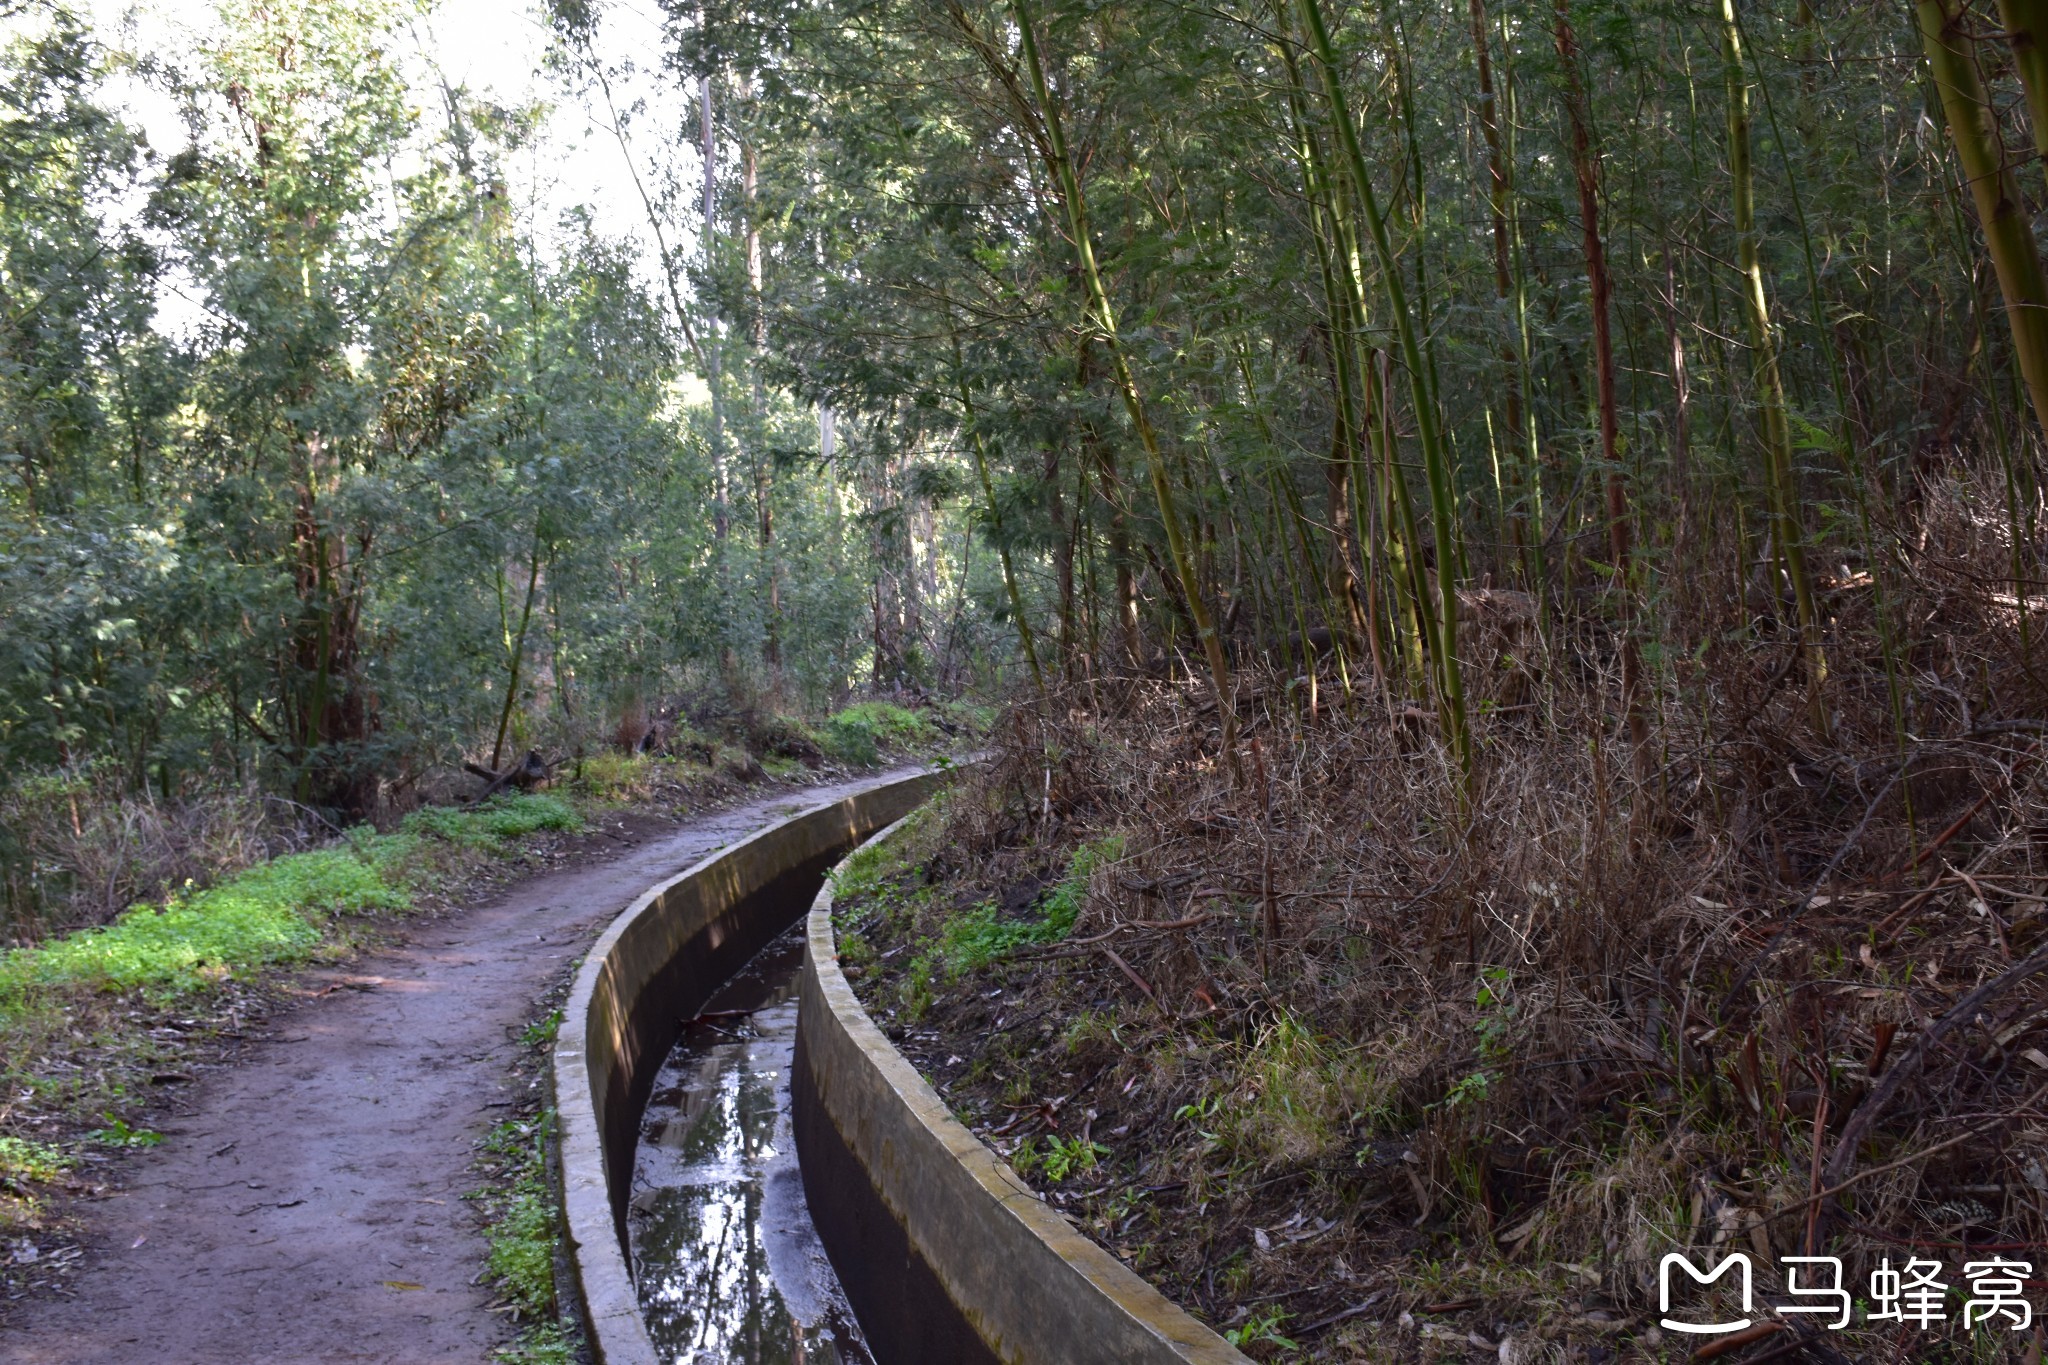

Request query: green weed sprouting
[
  {"left": 1225, "top": 1305, "right": 1300, "bottom": 1351},
  {"left": 0, "top": 1135, "right": 70, "bottom": 1183},
  {"left": 1010, "top": 1133, "right": 1109, "bottom": 1183},
  {"left": 1042, "top": 1135, "right": 1109, "bottom": 1181},
  {"left": 85, "top": 1115, "right": 161, "bottom": 1147},
  {"left": 521, "top": 1009, "right": 564, "bottom": 1048},
  {"left": 1441, "top": 966, "right": 1516, "bottom": 1113},
  {"left": 481, "top": 1110, "right": 573, "bottom": 1365},
  {"left": 939, "top": 834, "right": 1123, "bottom": 973}
]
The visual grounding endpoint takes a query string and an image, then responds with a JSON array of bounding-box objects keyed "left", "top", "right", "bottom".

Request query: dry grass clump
[
  {"left": 1, "top": 767, "right": 326, "bottom": 945},
  {"left": 840, "top": 470, "right": 2048, "bottom": 1362}
]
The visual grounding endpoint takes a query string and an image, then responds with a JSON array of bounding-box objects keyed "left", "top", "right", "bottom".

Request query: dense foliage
[
  {"left": 654, "top": 0, "right": 2046, "bottom": 767},
  {"left": 0, "top": 0, "right": 989, "bottom": 934}
]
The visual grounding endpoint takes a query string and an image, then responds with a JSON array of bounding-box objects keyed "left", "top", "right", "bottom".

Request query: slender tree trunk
[
  {"left": 952, "top": 354, "right": 1046, "bottom": 694},
  {"left": 492, "top": 516, "right": 546, "bottom": 771},
  {"left": 1297, "top": 0, "right": 1471, "bottom": 784},
  {"left": 1275, "top": 22, "right": 1430, "bottom": 690},
  {"left": 701, "top": 72, "right": 728, "bottom": 541},
  {"left": 576, "top": 38, "right": 708, "bottom": 374},
  {"left": 1273, "top": 41, "right": 1380, "bottom": 686},
  {"left": 743, "top": 131, "right": 779, "bottom": 680},
  {"left": 696, "top": 61, "right": 742, "bottom": 693},
  {"left": 1554, "top": 0, "right": 1647, "bottom": 766},
  {"left": 1468, "top": 0, "right": 1532, "bottom": 571},
  {"left": 1998, "top": 0, "right": 2048, "bottom": 194}
]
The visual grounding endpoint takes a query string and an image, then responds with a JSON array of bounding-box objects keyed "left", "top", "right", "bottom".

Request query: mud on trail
[{"left": 0, "top": 771, "right": 918, "bottom": 1365}]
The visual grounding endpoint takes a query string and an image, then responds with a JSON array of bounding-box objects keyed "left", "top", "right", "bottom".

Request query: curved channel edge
[
  {"left": 552, "top": 769, "right": 947, "bottom": 1365},
  {"left": 793, "top": 816, "right": 1252, "bottom": 1365}
]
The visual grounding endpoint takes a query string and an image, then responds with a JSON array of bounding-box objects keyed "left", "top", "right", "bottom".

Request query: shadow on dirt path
[{"left": 0, "top": 769, "right": 923, "bottom": 1365}]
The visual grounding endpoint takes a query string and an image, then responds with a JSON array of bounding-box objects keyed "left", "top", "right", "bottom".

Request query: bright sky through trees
[{"left": 71, "top": 0, "right": 697, "bottom": 338}]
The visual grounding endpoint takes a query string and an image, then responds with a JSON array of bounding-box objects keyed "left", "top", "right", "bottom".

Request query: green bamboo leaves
[{"left": 1011, "top": 0, "right": 1240, "bottom": 763}]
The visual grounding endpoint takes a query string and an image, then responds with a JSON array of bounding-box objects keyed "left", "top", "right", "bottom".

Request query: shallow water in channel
[{"left": 628, "top": 923, "right": 873, "bottom": 1365}]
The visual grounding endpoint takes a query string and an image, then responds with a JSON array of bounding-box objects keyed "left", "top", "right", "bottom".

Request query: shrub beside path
[{"left": 0, "top": 772, "right": 914, "bottom": 1364}]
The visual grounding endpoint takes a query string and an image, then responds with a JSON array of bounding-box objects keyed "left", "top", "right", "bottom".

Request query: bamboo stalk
[
  {"left": 1997, "top": 0, "right": 2048, "bottom": 194},
  {"left": 1467, "top": 0, "right": 1531, "bottom": 571},
  {"left": 1553, "top": 0, "right": 1647, "bottom": 766},
  {"left": 1918, "top": 0, "right": 2048, "bottom": 442},
  {"left": 1723, "top": 0, "right": 1829, "bottom": 734},
  {"left": 1296, "top": 0, "right": 1471, "bottom": 783}
]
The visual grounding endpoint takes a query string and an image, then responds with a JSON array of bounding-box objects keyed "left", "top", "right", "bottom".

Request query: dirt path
[{"left": 0, "top": 771, "right": 917, "bottom": 1365}]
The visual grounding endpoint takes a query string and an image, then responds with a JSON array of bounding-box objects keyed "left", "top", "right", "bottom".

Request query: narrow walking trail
[{"left": 1, "top": 771, "right": 915, "bottom": 1365}]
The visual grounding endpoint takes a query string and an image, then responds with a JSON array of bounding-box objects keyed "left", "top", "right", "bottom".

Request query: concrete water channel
[
  {"left": 555, "top": 768, "right": 1248, "bottom": 1365},
  {"left": 627, "top": 922, "right": 871, "bottom": 1364}
]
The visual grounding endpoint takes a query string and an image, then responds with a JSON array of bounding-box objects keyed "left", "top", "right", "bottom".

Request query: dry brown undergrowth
[{"left": 842, "top": 479, "right": 2048, "bottom": 1364}]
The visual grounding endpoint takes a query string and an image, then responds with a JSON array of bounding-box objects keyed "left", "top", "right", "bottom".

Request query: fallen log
[{"left": 464, "top": 749, "right": 551, "bottom": 801}]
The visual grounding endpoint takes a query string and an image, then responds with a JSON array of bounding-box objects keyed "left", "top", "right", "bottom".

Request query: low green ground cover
[
  {"left": 0, "top": 792, "right": 585, "bottom": 1238},
  {"left": 0, "top": 795, "right": 576, "bottom": 1015},
  {"left": 477, "top": 1109, "right": 573, "bottom": 1365}
]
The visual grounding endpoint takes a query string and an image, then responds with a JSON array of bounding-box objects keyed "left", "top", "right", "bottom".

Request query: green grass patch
[
  {"left": 0, "top": 1135, "right": 69, "bottom": 1183},
  {"left": 940, "top": 834, "right": 1122, "bottom": 973},
  {"left": 834, "top": 700, "right": 935, "bottom": 744},
  {"left": 0, "top": 846, "right": 397, "bottom": 1003},
  {"left": 829, "top": 838, "right": 897, "bottom": 908},
  {"left": 480, "top": 1109, "right": 574, "bottom": 1364},
  {"left": 820, "top": 700, "right": 936, "bottom": 766},
  {"left": 480, "top": 1112, "right": 559, "bottom": 1315},
  {"left": 0, "top": 794, "right": 582, "bottom": 1012},
  {"left": 0, "top": 784, "right": 592, "bottom": 1217},
  {"left": 402, "top": 793, "right": 580, "bottom": 848}
]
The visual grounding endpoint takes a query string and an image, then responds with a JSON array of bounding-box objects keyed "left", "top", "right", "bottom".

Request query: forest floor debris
[{"left": 838, "top": 638, "right": 2048, "bottom": 1362}]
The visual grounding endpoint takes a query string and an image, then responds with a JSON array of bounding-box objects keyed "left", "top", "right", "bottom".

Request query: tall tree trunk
[
  {"left": 701, "top": 71, "right": 728, "bottom": 541},
  {"left": 1297, "top": 0, "right": 1471, "bottom": 784},
  {"left": 1468, "top": 0, "right": 1532, "bottom": 572},
  {"left": 701, "top": 62, "right": 736, "bottom": 689},
  {"left": 743, "top": 130, "right": 779, "bottom": 680},
  {"left": 1554, "top": 0, "right": 1648, "bottom": 766},
  {"left": 491, "top": 515, "right": 546, "bottom": 771},
  {"left": 1725, "top": 0, "right": 1830, "bottom": 735},
  {"left": 1012, "top": 0, "right": 1238, "bottom": 763},
  {"left": 291, "top": 431, "right": 377, "bottom": 817},
  {"left": 952, "top": 345, "right": 1046, "bottom": 693},
  {"left": 1998, "top": 0, "right": 2048, "bottom": 195}
]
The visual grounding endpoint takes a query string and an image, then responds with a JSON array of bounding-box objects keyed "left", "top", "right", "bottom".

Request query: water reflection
[{"left": 629, "top": 924, "right": 872, "bottom": 1365}]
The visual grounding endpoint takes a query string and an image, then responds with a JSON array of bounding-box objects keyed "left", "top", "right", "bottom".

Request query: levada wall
[
  {"left": 552, "top": 769, "right": 944, "bottom": 1364},
  {"left": 792, "top": 817, "right": 1251, "bottom": 1365}
]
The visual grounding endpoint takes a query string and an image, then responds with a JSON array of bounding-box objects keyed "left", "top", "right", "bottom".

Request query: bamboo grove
[{"left": 669, "top": 0, "right": 2048, "bottom": 780}]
